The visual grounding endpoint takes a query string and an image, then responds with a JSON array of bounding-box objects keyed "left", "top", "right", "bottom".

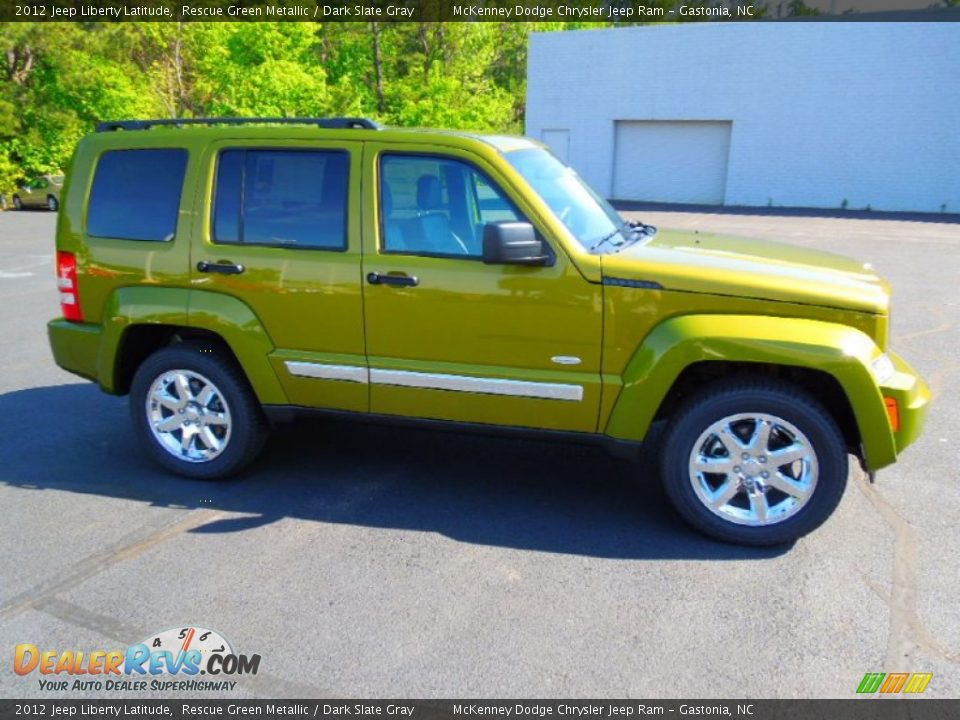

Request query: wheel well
[
  {"left": 654, "top": 361, "right": 861, "bottom": 453},
  {"left": 113, "top": 325, "right": 239, "bottom": 395}
]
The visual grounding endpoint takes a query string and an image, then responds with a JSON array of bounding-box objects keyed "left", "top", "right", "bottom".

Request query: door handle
[
  {"left": 197, "top": 261, "right": 245, "bottom": 275},
  {"left": 367, "top": 272, "right": 419, "bottom": 287}
]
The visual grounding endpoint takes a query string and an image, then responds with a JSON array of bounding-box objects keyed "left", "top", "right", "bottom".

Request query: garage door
[{"left": 612, "top": 120, "right": 732, "bottom": 205}]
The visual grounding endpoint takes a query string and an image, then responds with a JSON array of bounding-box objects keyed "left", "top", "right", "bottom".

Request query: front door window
[{"left": 379, "top": 154, "right": 523, "bottom": 258}]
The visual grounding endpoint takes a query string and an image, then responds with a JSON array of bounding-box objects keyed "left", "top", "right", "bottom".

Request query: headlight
[{"left": 871, "top": 353, "right": 896, "bottom": 384}]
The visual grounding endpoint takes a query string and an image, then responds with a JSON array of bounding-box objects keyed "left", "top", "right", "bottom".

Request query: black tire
[
  {"left": 660, "top": 379, "right": 848, "bottom": 546},
  {"left": 12, "top": 195, "right": 22, "bottom": 210},
  {"left": 47, "top": 195, "right": 58, "bottom": 211},
  {"left": 130, "top": 343, "right": 268, "bottom": 480}
]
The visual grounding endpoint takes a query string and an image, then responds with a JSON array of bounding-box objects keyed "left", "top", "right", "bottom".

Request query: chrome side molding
[{"left": 285, "top": 361, "right": 583, "bottom": 402}]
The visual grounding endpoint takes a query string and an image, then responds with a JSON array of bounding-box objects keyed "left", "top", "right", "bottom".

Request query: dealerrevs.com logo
[{"left": 14, "top": 626, "right": 260, "bottom": 693}]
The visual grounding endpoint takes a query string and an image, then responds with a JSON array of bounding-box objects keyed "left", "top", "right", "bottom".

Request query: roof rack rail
[{"left": 95, "top": 117, "right": 382, "bottom": 133}]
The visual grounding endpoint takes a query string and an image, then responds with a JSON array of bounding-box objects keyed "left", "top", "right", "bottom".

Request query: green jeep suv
[{"left": 47, "top": 117, "right": 929, "bottom": 546}]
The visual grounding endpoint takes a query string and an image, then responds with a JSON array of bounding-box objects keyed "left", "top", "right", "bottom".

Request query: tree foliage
[
  {"left": 0, "top": 20, "right": 613, "bottom": 195},
  {"left": 8, "top": 15, "right": 796, "bottom": 195}
]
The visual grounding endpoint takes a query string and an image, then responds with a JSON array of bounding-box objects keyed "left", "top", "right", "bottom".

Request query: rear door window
[
  {"left": 212, "top": 149, "right": 349, "bottom": 250},
  {"left": 87, "top": 149, "right": 188, "bottom": 242}
]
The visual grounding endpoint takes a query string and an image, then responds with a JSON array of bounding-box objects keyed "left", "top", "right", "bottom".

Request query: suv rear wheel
[
  {"left": 130, "top": 344, "right": 268, "bottom": 479},
  {"left": 660, "top": 380, "right": 848, "bottom": 546}
]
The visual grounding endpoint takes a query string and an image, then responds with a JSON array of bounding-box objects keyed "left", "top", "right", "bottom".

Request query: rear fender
[
  {"left": 98, "top": 287, "right": 190, "bottom": 393},
  {"left": 98, "top": 287, "right": 286, "bottom": 405},
  {"left": 186, "top": 290, "right": 287, "bottom": 405}
]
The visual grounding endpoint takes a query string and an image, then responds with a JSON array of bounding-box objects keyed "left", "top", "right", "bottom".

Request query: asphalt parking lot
[{"left": 1, "top": 207, "right": 958, "bottom": 699}]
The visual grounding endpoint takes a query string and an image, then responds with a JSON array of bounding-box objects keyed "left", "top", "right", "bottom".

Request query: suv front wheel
[
  {"left": 660, "top": 380, "right": 848, "bottom": 546},
  {"left": 130, "top": 344, "right": 268, "bottom": 479}
]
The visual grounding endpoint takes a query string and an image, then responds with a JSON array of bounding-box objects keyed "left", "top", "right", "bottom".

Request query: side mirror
[{"left": 482, "top": 222, "right": 551, "bottom": 266}]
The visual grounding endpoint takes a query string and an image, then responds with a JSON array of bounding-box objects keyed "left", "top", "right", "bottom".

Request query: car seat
[
  {"left": 416, "top": 175, "right": 467, "bottom": 255},
  {"left": 381, "top": 183, "right": 407, "bottom": 251}
]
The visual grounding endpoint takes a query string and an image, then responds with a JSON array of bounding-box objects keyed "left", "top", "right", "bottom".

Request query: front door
[
  {"left": 360, "top": 143, "right": 602, "bottom": 433},
  {"left": 191, "top": 139, "right": 367, "bottom": 412}
]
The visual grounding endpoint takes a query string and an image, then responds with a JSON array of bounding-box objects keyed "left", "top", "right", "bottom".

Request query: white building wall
[{"left": 526, "top": 23, "right": 960, "bottom": 213}]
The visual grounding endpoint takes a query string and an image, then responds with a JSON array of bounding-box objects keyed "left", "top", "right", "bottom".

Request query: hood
[{"left": 602, "top": 229, "right": 890, "bottom": 315}]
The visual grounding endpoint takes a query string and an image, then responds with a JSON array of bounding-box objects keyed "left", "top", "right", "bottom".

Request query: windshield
[{"left": 505, "top": 147, "right": 626, "bottom": 251}]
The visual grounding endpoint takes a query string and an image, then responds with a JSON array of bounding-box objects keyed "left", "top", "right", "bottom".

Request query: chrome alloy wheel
[
  {"left": 146, "top": 369, "right": 232, "bottom": 463},
  {"left": 688, "top": 413, "right": 818, "bottom": 526}
]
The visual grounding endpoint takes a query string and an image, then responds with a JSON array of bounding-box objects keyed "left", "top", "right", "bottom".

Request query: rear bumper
[
  {"left": 880, "top": 351, "right": 931, "bottom": 458},
  {"left": 47, "top": 318, "right": 102, "bottom": 383}
]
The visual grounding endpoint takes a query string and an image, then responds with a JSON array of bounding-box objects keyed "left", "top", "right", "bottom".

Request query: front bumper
[{"left": 880, "top": 350, "right": 931, "bottom": 458}]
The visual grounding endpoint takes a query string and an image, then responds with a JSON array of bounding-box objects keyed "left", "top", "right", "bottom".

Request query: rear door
[{"left": 192, "top": 139, "right": 367, "bottom": 412}]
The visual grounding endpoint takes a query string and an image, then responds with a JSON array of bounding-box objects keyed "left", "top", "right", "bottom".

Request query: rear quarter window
[{"left": 87, "top": 148, "right": 188, "bottom": 242}]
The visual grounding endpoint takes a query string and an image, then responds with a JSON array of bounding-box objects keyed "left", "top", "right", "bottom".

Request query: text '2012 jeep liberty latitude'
[{"left": 48, "top": 117, "right": 930, "bottom": 546}]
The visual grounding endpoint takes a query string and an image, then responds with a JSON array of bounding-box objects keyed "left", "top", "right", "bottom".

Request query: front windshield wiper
[
  {"left": 627, "top": 220, "right": 657, "bottom": 237},
  {"left": 588, "top": 225, "right": 627, "bottom": 253},
  {"left": 589, "top": 220, "right": 657, "bottom": 253}
]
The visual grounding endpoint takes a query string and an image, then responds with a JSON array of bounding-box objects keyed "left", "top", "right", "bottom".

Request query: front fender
[{"left": 604, "top": 314, "right": 897, "bottom": 470}]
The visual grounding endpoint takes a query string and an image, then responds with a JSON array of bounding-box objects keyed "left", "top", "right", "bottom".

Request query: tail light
[{"left": 56, "top": 250, "right": 83, "bottom": 322}]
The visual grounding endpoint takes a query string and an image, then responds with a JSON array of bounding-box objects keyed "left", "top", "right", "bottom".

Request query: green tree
[
  {"left": 189, "top": 23, "right": 331, "bottom": 117},
  {"left": 0, "top": 20, "right": 643, "bottom": 193}
]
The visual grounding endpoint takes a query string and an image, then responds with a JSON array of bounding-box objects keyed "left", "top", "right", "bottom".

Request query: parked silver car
[{"left": 12, "top": 175, "right": 63, "bottom": 211}]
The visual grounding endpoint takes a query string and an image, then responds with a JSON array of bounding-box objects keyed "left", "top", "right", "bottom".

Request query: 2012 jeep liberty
[{"left": 47, "top": 117, "right": 930, "bottom": 545}]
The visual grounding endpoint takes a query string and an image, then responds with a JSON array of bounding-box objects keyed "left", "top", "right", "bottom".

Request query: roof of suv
[{"left": 93, "top": 117, "right": 541, "bottom": 154}]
